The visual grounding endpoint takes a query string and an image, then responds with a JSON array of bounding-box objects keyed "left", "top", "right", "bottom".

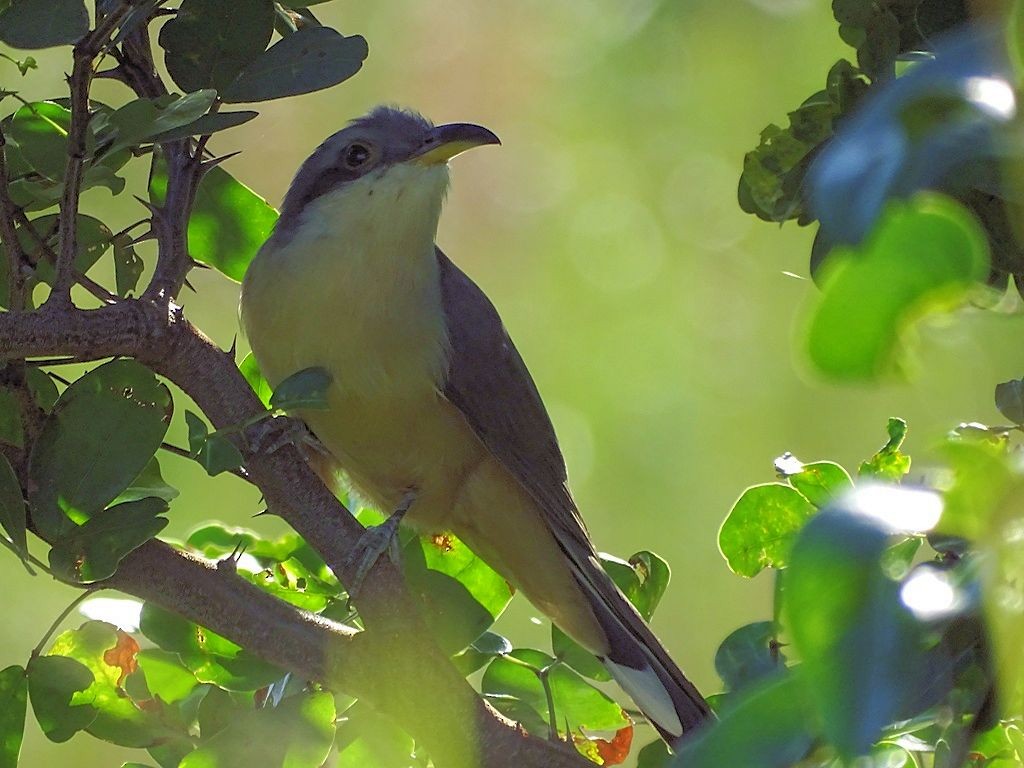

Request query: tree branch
[
  {"left": 0, "top": 301, "right": 593, "bottom": 768},
  {"left": 49, "top": 2, "right": 134, "bottom": 306}
]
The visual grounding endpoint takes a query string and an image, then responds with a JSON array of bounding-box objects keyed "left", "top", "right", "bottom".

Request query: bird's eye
[{"left": 344, "top": 143, "right": 371, "bottom": 168}]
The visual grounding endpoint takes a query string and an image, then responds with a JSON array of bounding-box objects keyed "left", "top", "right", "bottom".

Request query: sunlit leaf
[
  {"left": 0, "top": 665, "right": 26, "bottom": 768},
  {"left": 269, "top": 366, "right": 332, "bottom": 411},
  {"left": 159, "top": 0, "right": 275, "bottom": 92},
  {"left": 807, "top": 195, "right": 988, "bottom": 380},
  {"left": 239, "top": 352, "right": 272, "bottom": 407},
  {"left": 136, "top": 650, "right": 198, "bottom": 704},
  {"left": 335, "top": 702, "right": 414, "bottom": 768},
  {"left": 859, "top": 417, "right": 911, "bottom": 481},
  {"left": 180, "top": 691, "right": 335, "bottom": 768},
  {"left": 718, "top": 483, "right": 816, "bottom": 577},
  {"left": 151, "top": 161, "right": 278, "bottom": 282},
  {"left": 47, "top": 621, "right": 173, "bottom": 747},
  {"left": 222, "top": 26, "right": 368, "bottom": 103},
  {"left": 0, "top": 0, "right": 87, "bottom": 49},
  {"left": 28, "top": 360, "right": 173, "bottom": 539},
  {"left": 482, "top": 648, "right": 628, "bottom": 734},
  {"left": 785, "top": 461, "right": 854, "bottom": 508}
]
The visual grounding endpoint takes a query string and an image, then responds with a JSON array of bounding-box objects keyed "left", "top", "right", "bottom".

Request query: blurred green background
[{"left": 5, "top": 0, "right": 1024, "bottom": 764}]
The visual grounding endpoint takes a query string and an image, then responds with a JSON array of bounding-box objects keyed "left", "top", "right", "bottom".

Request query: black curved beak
[{"left": 411, "top": 122, "right": 501, "bottom": 166}]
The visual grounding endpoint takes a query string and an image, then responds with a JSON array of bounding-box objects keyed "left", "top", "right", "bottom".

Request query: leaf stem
[{"left": 31, "top": 589, "right": 96, "bottom": 658}]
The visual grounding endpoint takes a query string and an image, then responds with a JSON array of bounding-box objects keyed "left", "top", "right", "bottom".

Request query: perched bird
[{"left": 240, "top": 106, "right": 711, "bottom": 744}]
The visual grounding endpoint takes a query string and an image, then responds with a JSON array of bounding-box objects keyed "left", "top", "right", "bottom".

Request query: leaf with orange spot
[
  {"left": 594, "top": 723, "right": 634, "bottom": 765},
  {"left": 103, "top": 631, "right": 140, "bottom": 686},
  {"left": 572, "top": 733, "right": 604, "bottom": 764}
]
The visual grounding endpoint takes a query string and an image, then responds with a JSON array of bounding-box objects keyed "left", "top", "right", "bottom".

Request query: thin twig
[
  {"left": 0, "top": 125, "right": 27, "bottom": 311},
  {"left": 160, "top": 440, "right": 254, "bottom": 484},
  {"left": 48, "top": 2, "right": 133, "bottom": 306},
  {"left": 13, "top": 210, "right": 119, "bottom": 304}
]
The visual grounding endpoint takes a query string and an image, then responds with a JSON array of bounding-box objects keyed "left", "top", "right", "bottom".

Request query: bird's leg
[
  {"left": 246, "top": 415, "right": 330, "bottom": 459},
  {"left": 344, "top": 489, "right": 417, "bottom": 598}
]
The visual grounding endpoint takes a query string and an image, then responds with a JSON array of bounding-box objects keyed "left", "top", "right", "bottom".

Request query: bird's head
[{"left": 275, "top": 106, "right": 500, "bottom": 240}]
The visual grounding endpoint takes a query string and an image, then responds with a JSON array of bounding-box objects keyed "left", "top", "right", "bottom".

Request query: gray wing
[
  {"left": 436, "top": 247, "right": 712, "bottom": 738},
  {"left": 434, "top": 248, "right": 590, "bottom": 546}
]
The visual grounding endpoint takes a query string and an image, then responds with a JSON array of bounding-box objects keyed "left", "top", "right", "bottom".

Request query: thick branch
[{"left": 0, "top": 302, "right": 592, "bottom": 768}]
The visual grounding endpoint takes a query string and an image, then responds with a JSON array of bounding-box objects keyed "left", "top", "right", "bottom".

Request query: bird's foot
[
  {"left": 246, "top": 415, "right": 328, "bottom": 458},
  {"left": 344, "top": 490, "right": 416, "bottom": 600}
]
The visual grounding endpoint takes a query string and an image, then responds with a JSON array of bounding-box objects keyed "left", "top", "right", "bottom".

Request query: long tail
[{"left": 570, "top": 551, "right": 713, "bottom": 746}]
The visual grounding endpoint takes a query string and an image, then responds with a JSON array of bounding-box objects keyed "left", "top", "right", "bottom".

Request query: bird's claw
[
  {"left": 344, "top": 491, "right": 416, "bottom": 601},
  {"left": 246, "top": 416, "right": 328, "bottom": 457}
]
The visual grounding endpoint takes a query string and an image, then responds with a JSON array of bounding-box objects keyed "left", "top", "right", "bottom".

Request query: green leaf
[
  {"left": 674, "top": 673, "right": 815, "bottom": 768},
  {"left": 48, "top": 497, "right": 169, "bottom": 582},
  {"left": 880, "top": 536, "right": 921, "bottom": 580},
  {"left": 552, "top": 625, "right": 610, "bottom": 682},
  {"left": 784, "top": 507, "right": 931, "bottom": 759},
  {"left": 151, "top": 161, "right": 278, "bottom": 282},
  {"left": 805, "top": 195, "right": 989, "bottom": 380},
  {"left": 114, "top": 457, "right": 179, "bottom": 505},
  {"left": 714, "top": 621, "right": 782, "bottom": 692},
  {"left": 0, "top": 452, "right": 26, "bottom": 556},
  {"left": 0, "top": 0, "right": 88, "bottom": 49},
  {"left": 938, "top": 440, "right": 1015, "bottom": 541},
  {"left": 0, "top": 388, "right": 24, "bottom": 448},
  {"left": 239, "top": 353, "right": 272, "bottom": 407},
  {"left": 637, "top": 739, "right": 672, "bottom": 768},
  {"left": 139, "top": 604, "right": 282, "bottom": 691},
  {"left": 403, "top": 533, "right": 514, "bottom": 654},
  {"left": 859, "top": 417, "right": 911, "bottom": 481},
  {"left": 26, "top": 654, "right": 95, "bottom": 742},
  {"left": 113, "top": 236, "right": 144, "bottom": 297},
  {"left": 222, "top": 26, "right": 368, "bottom": 103},
  {"left": 27, "top": 213, "right": 114, "bottom": 285},
  {"left": 995, "top": 379, "right": 1024, "bottom": 425},
  {"left": 185, "top": 411, "right": 245, "bottom": 477},
  {"left": 718, "top": 483, "right": 816, "bottom": 577},
  {"left": 136, "top": 650, "right": 198, "bottom": 704},
  {"left": 335, "top": 702, "right": 414, "bottom": 768},
  {"left": 159, "top": 0, "right": 275, "bottom": 93},
  {"left": 0, "top": 665, "right": 27, "bottom": 768},
  {"left": 269, "top": 366, "right": 332, "bottom": 410},
  {"left": 181, "top": 691, "right": 335, "bottom": 768},
  {"left": 148, "top": 110, "right": 258, "bottom": 143},
  {"left": 482, "top": 649, "right": 628, "bottom": 734},
  {"left": 781, "top": 460, "right": 854, "bottom": 508},
  {"left": 25, "top": 368, "right": 57, "bottom": 411},
  {"left": 7, "top": 101, "right": 74, "bottom": 180},
  {"left": 28, "top": 360, "right": 173, "bottom": 539},
  {"left": 100, "top": 91, "right": 218, "bottom": 156},
  {"left": 47, "top": 621, "right": 174, "bottom": 747}
]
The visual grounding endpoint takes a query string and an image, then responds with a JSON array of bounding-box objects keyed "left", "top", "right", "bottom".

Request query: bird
[{"left": 239, "top": 105, "right": 711, "bottom": 745}]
